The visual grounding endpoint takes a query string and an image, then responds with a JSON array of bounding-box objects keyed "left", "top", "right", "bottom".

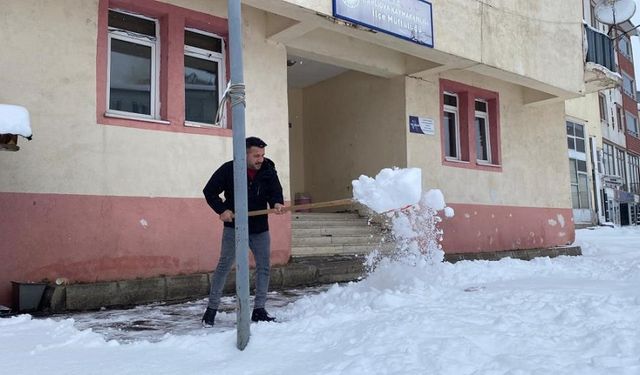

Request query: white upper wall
[
  {"left": 278, "top": 0, "right": 585, "bottom": 96},
  {"left": 0, "top": 0, "right": 291, "bottom": 199}
]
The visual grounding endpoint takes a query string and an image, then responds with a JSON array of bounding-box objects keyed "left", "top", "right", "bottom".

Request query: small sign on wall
[{"left": 409, "top": 116, "right": 434, "bottom": 135}]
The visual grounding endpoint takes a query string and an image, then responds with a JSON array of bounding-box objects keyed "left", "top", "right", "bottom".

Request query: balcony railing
[{"left": 585, "top": 26, "right": 616, "bottom": 73}]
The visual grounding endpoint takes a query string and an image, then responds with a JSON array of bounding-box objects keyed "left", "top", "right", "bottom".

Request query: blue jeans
[{"left": 207, "top": 227, "right": 271, "bottom": 310}]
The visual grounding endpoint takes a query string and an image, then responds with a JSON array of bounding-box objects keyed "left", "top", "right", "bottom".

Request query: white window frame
[
  {"left": 622, "top": 71, "right": 635, "bottom": 98},
  {"left": 106, "top": 10, "right": 160, "bottom": 120},
  {"left": 567, "top": 121, "right": 587, "bottom": 160},
  {"left": 625, "top": 111, "right": 639, "bottom": 137},
  {"left": 184, "top": 28, "right": 226, "bottom": 128},
  {"left": 443, "top": 92, "right": 461, "bottom": 161},
  {"left": 475, "top": 99, "right": 491, "bottom": 163},
  {"left": 629, "top": 153, "right": 640, "bottom": 194},
  {"left": 619, "top": 35, "right": 632, "bottom": 60},
  {"left": 616, "top": 147, "right": 627, "bottom": 188},
  {"left": 569, "top": 158, "right": 590, "bottom": 209},
  {"left": 603, "top": 142, "right": 615, "bottom": 176}
]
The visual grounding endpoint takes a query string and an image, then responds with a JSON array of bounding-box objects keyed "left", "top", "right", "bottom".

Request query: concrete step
[
  {"left": 292, "top": 235, "right": 382, "bottom": 246},
  {"left": 292, "top": 212, "right": 363, "bottom": 221},
  {"left": 291, "top": 242, "right": 395, "bottom": 258},
  {"left": 293, "top": 227, "right": 383, "bottom": 237},
  {"left": 292, "top": 220, "right": 370, "bottom": 228}
]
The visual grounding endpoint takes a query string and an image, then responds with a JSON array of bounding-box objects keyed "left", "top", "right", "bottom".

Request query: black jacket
[{"left": 203, "top": 158, "right": 284, "bottom": 234}]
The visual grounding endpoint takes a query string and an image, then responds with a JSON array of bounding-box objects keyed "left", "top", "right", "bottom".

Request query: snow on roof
[{"left": 0, "top": 104, "right": 32, "bottom": 138}]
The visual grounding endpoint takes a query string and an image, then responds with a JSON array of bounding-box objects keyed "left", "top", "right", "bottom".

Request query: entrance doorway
[{"left": 286, "top": 54, "right": 407, "bottom": 209}]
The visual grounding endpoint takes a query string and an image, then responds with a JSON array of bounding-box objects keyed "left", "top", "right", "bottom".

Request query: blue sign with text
[{"left": 333, "top": 0, "right": 433, "bottom": 47}]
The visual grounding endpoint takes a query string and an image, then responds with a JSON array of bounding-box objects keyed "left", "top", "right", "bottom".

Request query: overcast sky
[{"left": 632, "top": 0, "right": 640, "bottom": 84}]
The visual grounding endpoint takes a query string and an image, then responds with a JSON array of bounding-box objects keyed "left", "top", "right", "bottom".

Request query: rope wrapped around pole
[{"left": 214, "top": 82, "right": 246, "bottom": 125}]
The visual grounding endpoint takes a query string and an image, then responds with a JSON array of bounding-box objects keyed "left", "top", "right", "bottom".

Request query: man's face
[{"left": 247, "top": 146, "right": 265, "bottom": 170}]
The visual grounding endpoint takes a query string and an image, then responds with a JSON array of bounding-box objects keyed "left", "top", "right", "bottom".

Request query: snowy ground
[{"left": 1, "top": 226, "right": 639, "bottom": 375}]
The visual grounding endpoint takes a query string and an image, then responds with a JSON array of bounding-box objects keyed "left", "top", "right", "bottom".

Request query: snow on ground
[{"left": 1, "top": 226, "right": 639, "bottom": 374}]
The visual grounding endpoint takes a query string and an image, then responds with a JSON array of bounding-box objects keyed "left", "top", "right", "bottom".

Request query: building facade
[
  {"left": 1, "top": 0, "right": 586, "bottom": 307},
  {"left": 566, "top": 0, "right": 640, "bottom": 227}
]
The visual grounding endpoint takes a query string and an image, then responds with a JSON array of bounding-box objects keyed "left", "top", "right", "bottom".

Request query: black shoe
[
  {"left": 251, "top": 308, "right": 275, "bottom": 322},
  {"left": 202, "top": 307, "right": 216, "bottom": 327}
]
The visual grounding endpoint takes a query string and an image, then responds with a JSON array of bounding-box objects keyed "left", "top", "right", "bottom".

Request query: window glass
[
  {"left": 185, "top": 30, "right": 222, "bottom": 53},
  {"left": 574, "top": 124, "right": 584, "bottom": 138},
  {"left": 619, "top": 36, "right": 632, "bottom": 58},
  {"left": 571, "top": 184, "right": 580, "bottom": 209},
  {"left": 626, "top": 112, "right": 639, "bottom": 136},
  {"left": 622, "top": 73, "right": 635, "bottom": 97},
  {"left": 444, "top": 111, "right": 458, "bottom": 158},
  {"left": 577, "top": 160, "right": 587, "bottom": 172},
  {"left": 444, "top": 94, "right": 457, "bottom": 107},
  {"left": 569, "top": 159, "right": 577, "bottom": 184},
  {"left": 109, "top": 10, "right": 156, "bottom": 36},
  {"left": 109, "top": 39, "right": 152, "bottom": 115},
  {"left": 475, "top": 117, "right": 489, "bottom": 161},
  {"left": 566, "top": 122, "right": 574, "bottom": 136},
  {"left": 579, "top": 174, "right": 589, "bottom": 208},
  {"left": 184, "top": 56, "right": 219, "bottom": 124},
  {"left": 598, "top": 95, "right": 606, "bottom": 121}
]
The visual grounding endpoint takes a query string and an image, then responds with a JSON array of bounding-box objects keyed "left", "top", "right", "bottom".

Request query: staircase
[{"left": 290, "top": 212, "right": 394, "bottom": 258}]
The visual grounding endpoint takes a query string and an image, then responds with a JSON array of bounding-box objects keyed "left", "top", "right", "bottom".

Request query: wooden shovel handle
[{"left": 248, "top": 198, "right": 354, "bottom": 216}]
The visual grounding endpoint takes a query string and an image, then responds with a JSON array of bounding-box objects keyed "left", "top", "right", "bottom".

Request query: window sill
[
  {"left": 104, "top": 112, "right": 170, "bottom": 125},
  {"left": 444, "top": 157, "right": 469, "bottom": 164},
  {"left": 184, "top": 121, "right": 225, "bottom": 129},
  {"left": 476, "top": 161, "right": 501, "bottom": 168},
  {"left": 443, "top": 157, "right": 502, "bottom": 172}
]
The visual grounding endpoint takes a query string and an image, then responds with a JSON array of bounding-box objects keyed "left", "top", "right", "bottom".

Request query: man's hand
[
  {"left": 273, "top": 203, "right": 285, "bottom": 214},
  {"left": 219, "top": 210, "right": 234, "bottom": 222}
]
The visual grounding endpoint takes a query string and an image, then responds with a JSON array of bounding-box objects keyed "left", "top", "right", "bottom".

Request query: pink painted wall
[
  {"left": 0, "top": 192, "right": 291, "bottom": 307},
  {"left": 0, "top": 192, "right": 575, "bottom": 308},
  {"left": 441, "top": 203, "right": 575, "bottom": 253}
]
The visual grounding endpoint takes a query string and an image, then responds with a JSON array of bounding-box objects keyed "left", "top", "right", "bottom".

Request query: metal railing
[{"left": 585, "top": 26, "right": 616, "bottom": 73}]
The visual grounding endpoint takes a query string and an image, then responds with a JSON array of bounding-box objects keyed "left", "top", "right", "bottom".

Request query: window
[
  {"left": 616, "top": 104, "right": 623, "bottom": 130},
  {"left": 443, "top": 93, "right": 460, "bottom": 159},
  {"left": 475, "top": 100, "right": 491, "bottom": 163},
  {"left": 97, "top": 0, "right": 230, "bottom": 135},
  {"left": 622, "top": 72, "right": 635, "bottom": 98},
  {"left": 616, "top": 147, "right": 627, "bottom": 189},
  {"left": 107, "top": 10, "right": 159, "bottom": 119},
  {"left": 567, "top": 120, "right": 589, "bottom": 209},
  {"left": 625, "top": 111, "right": 639, "bottom": 137},
  {"left": 629, "top": 153, "right": 640, "bottom": 194},
  {"left": 589, "top": 0, "right": 597, "bottom": 28},
  {"left": 603, "top": 142, "right": 615, "bottom": 176},
  {"left": 566, "top": 121, "right": 586, "bottom": 153},
  {"left": 569, "top": 158, "right": 590, "bottom": 209},
  {"left": 440, "top": 79, "right": 501, "bottom": 171},
  {"left": 598, "top": 93, "right": 607, "bottom": 123},
  {"left": 184, "top": 29, "right": 225, "bottom": 126},
  {"left": 619, "top": 35, "right": 632, "bottom": 60}
]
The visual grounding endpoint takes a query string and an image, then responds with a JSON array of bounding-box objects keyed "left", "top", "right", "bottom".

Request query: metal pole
[{"left": 227, "top": 0, "right": 250, "bottom": 350}]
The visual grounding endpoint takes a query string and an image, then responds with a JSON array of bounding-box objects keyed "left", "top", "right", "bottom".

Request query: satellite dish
[{"left": 594, "top": 0, "right": 636, "bottom": 25}]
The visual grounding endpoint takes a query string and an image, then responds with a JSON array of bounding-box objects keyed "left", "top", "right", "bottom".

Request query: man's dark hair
[{"left": 246, "top": 137, "right": 267, "bottom": 149}]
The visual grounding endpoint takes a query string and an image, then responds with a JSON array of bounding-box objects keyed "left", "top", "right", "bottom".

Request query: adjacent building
[{"left": 566, "top": 0, "right": 640, "bottom": 227}]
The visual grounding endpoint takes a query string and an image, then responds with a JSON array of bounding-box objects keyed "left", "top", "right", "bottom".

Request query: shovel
[
  {"left": 248, "top": 167, "right": 423, "bottom": 217},
  {"left": 248, "top": 198, "right": 354, "bottom": 216}
]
